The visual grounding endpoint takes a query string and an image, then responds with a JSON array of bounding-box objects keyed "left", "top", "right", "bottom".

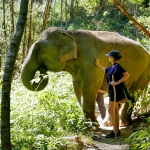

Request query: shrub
[{"left": 10, "top": 72, "right": 93, "bottom": 149}]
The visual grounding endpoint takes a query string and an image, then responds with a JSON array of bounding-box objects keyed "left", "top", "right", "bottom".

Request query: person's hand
[
  {"left": 111, "top": 81, "right": 118, "bottom": 86},
  {"left": 94, "top": 58, "right": 100, "bottom": 66}
]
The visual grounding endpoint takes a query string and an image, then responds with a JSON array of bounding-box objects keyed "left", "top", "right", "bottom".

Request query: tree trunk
[
  {"left": 113, "top": 0, "right": 150, "bottom": 38},
  {"left": 60, "top": 0, "right": 63, "bottom": 27},
  {"left": 99, "top": 0, "right": 106, "bottom": 11},
  {"left": 27, "top": 0, "right": 33, "bottom": 49},
  {"left": 1, "top": 0, "right": 29, "bottom": 149},
  {"left": 9, "top": 0, "right": 14, "bottom": 39},
  {"left": 93, "top": 0, "right": 107, "bottom": 20},
  {"left": 2, "top": 0, "right": 7, "bottom": 56},
  {"left": 2, "top": 0, "right": 6, "bottom": 40},
  {"left": 65, "top": 0, "right": 68, "bottom": 28},
  {"left": 70, "top": 0, "right": 74, "bottom": 22},
  {"left": 52, "top": 0, "right": 56, "bottom": 26},
  {"left": 41, "top": 0, "right": 51, "bottom": 32},
  {"left": 134, "top": 4, "right": 139, "bottom": 39},
  {"left": 22, "top": 23, "right": 27, "bottom": 62}
]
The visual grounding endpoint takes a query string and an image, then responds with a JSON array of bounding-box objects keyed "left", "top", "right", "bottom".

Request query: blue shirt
[{"left": 106, "top": 63, "right": 127, "bottom": 101}]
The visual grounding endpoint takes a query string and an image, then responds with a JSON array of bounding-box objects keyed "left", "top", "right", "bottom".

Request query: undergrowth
[
  {"left": 10, "top": 72, "right": 94, "bottom": 149},
  {"left": 1, "top": 71, "right": 150, "bottom": 149},
  {"left": 125, "top": 87, "right": 150, "bottom": 150},
  {"left": 125, "top": 117, "right": 150, "bottom": 150}
]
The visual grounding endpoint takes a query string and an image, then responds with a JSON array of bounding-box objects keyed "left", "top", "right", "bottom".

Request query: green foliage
[
  {"left": 10, "top": 72, "right": 93, "bottom": 149},
  {"left": 1, "top": 0, "right": 149, "bottom": 70},
  {"left": 1, "top": 0, "right": 150, "bottom": 149},
  {"left": 125, "top": 88, "right": 150, "bottom": 149},
  {"left": 141, "top": 0, "right": 150, "bottom": 8},
  {"left": 132, "top": 88, "right": 150, "bottom": 116},
  {"left": 125, "top": 117, "right": 150, "bottom": 150}
]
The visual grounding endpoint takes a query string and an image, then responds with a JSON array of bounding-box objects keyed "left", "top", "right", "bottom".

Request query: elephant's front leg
[
  {"left": 82, "top": 82, "right": 99, "bottom": 125},
  {"left": 73, "top": 80, "right": 82, "bottom": 104}
]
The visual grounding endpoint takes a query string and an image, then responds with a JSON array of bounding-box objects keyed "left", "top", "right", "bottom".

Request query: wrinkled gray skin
[{"left": 21, "top": 27, "right": 150, "bottom": 124}]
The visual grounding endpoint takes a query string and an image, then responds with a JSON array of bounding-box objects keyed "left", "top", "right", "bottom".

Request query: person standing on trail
[{"left": 94, "top": 50, "right": 130, "bottom": 138}]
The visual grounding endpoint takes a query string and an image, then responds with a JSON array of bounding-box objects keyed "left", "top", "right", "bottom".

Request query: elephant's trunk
[{"left": 21, "top": 64, "right": 49, "bottom": 91}]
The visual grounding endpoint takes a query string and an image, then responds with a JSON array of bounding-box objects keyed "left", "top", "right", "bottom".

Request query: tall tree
[
  {"left": 27, "top": 0, "right": 33, "bottom": 49},
  {"left": 113, "top": 0, "right": 150, "bottom": 38},
  {"left": 1, "top": 0, "right": 29, "bottom": 149},
  {"left": 134, "top": 4, "right": 139, "bottom": 38},
  {"left": 99, "top": 0, "right": 107, "bottom": 11},
  {"left": 41, "top": 0, "right": 51, "bottom": 32},
  {"left": 22, "top": 23, "right": 27, "bottom": 62},
  {"left": 60, "top": 0, "right": 63, "bottom": 27},
  {"left": 2, "top": 0, "right": 6, "bottom": 40},
  {"left": 9, "top": 0, "right": 14, "bottom": 39},
  {"left": 65, "top": 0, "right": 68, "bottom": 28},
  {"left": 52, "top": 0, "right": 56, "bottom": 26},
  {"left": 2, "top": 0, "right": 7, "bottom": 60},
  {"left": 70, "top": 0, "right": 74, "bottom": 22}
]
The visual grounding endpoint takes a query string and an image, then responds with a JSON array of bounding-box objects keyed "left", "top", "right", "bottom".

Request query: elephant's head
[{"left": 21, "top": 27, "right": 77, "bottom": 91}]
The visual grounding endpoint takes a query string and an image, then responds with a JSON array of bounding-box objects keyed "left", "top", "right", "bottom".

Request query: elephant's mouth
[
  {"left": 32, "top": 64, "right": 49, "bottom": 91},
  {"left": 37, "top": 64, "right": 48, "bottom": 72},
  {"left": 35, "top": 64, "right": 48, "bottom": 79},
  {"left": 21, "top": 63, "right": 49, "bottom": 91},
  {"left": 34, "top": 64, "right": 49, "bottom": 84}
]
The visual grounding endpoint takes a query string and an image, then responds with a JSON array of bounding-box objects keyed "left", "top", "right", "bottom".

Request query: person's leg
[
  {"left": 96, "top": 92, "right": 106, "bottom": 120},
  {"left": 113, "top": 102, "right": 119, "bottom": 135},
  {"left": 108, "top": 101, "right": 116, "bottom": 125},
  {"left": 103, "top": 103, "right": 121, "bottom": 126},
  {"left": 106, "top": 101, "right": 120, "bottom": 138}
]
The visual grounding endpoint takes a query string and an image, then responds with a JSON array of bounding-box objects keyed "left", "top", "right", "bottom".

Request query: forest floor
[
  {"left": 65, "top": 97, "right": 150, "bottom": 150},
  {"left": 84, "top": 97, "right": 150, "bottom": 150},
  {"left": 88, "top": 119, "right": 134, "bottom": 150},
  {"left": 88, "top": 97, "right": 133, "bottom": 150}
]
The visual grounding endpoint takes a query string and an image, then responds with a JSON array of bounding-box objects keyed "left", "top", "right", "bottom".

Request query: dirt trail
[
  {"left": 90, "top": 97, "right": 134, "bottom": 150},
  {"left": 64, "top": 97, "right": 146, "bottom": 149},
  {"left": 90, "top": 122, "right": 133, "bottom": 150}
]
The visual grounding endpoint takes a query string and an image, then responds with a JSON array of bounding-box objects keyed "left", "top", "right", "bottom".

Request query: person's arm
[
  {"left": 94, "top": 58, "right": 106, "bottom": 71},
  {"left": 111, "top": 72, "right": 130, "bottom": 86}
]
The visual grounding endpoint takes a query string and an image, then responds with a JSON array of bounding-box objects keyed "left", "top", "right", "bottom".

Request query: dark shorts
[{"left": 109, "top": 97, "right": 119, "bottom": 102}]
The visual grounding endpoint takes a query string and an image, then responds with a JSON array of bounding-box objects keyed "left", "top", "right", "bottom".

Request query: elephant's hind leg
[{"left": 121, "top": 68, "right": 150, "bottom": 126}]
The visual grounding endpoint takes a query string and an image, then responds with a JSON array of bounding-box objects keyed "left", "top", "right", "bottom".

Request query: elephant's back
[
  {"left": 93, "top": 31, "right": 146, "bottom": 49},
  {"left": 92, "top": 31, "right": 149, "bottom": 62},
  {"left": 92, "top": 31, "right": 150, "bottom": 85}
]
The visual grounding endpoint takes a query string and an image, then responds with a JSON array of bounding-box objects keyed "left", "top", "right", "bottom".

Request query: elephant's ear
[{"left": 59, "top": 32, "right": 77, "bottom": 63}]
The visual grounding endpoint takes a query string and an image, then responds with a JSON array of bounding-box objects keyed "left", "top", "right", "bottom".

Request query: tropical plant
[
  {"left": 126, "top": 117, "right": 150, "bottom": 150},
  {"left": 10, "top": 72, "right": 93, "bottom": 149}
]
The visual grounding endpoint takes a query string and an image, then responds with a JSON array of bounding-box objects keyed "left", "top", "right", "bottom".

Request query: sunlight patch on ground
[{"left": 95, "top": 96, "right": 127, "bottom": 130}]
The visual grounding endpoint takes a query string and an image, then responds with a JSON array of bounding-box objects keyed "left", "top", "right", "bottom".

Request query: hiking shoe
[{"left": 105, "top": 130, "right": 121, "bottom": 138}]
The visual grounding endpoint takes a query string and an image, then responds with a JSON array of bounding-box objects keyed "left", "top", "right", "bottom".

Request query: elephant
[{"left": 21, "top": 27, "right": 150, "bottom": 126}]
